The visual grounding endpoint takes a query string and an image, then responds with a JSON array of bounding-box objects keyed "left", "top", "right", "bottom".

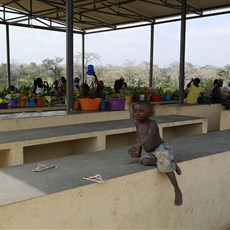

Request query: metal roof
[{"left": 1, "top": 0, "right": 230, "bottom": 33}]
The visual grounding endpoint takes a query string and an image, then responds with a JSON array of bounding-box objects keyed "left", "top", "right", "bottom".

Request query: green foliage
[
  {"left": 1, "top": 58, "right": 230, "bottom": 96},
  {"left": 151, "top": 87, "right": 164, "bottom": 96}
]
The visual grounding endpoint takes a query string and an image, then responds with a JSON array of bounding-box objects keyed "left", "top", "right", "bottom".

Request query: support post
[
  {"left": 179, "top": 0, "right": 187, "bottom": 104},
  {"left": 149, "top": 23, "right": 155, "bottom": 87},
  {"left": 6, "top": 24, "right": 11, "bottom": 86},
  {"left": 82, "top": 34, "right": 85, "bottom": 83},
  {"left": 66, "top": 0, "right": 74, "bottom": 112}
]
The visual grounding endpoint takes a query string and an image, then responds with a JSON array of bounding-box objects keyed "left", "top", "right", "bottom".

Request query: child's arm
[
  {"left": 128, "top": 127, "right": 142, "bottom": 157},
  {"left": 187, "top": 78, "right": 193, "bottom": 88}
]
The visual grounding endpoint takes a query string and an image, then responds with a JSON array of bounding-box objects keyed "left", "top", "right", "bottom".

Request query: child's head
[
  {"left": 213, "top": 79, "right": 218, "bottom": 86},
  {"left": 34, "top": 77, "right": 43, "bottom": 86},
  {"left": 133, "top": 101, "right": 152, "bottom": 121},
  {"left": 53, "top": 79, "right": 59, "bottom": 86},
  {"left": 193, "top": 78, "right": 200, "bottom": 86},
  {"left": 7, "top": 85, "right": 16, "bottom": 93},
  {"left": 216, "top": 79, "right": 223, "bottom": 87},
  {"left": 60, "top": 76, "right": 66, "bottom": 84}
]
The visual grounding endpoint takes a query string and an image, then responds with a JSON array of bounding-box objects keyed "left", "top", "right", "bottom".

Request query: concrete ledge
[
  {"left": 0, "top": 115, "right": 207, "bottom": 167},
  {"left": 0, "top": 110, "right": 131, "bottom": 131},
  {"left": 0, "top": 105, "right": 66, "bottom": 114},
  {"left": 220, "top": 110, "right": 230, "bottom": 131},
  {"left": 0, "top": 130, "right": 230, "bottom": 229},
  {"left": 154, "top": 103, "right": 225, "bottom": 132}
]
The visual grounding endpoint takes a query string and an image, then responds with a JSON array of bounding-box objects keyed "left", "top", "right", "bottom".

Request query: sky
[{"left": 0, "top": 12, "right": 230, "bottom": 68}]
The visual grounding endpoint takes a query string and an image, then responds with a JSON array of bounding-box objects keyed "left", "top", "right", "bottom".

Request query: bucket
[
  {"left": 79, "top": 98, "right": 101, "bottom": 111},
  {"left": 151, "top": 95, "right": 162, "bottom": 102},
  {"left": 107, "top": 98, "right": 125, "bottom": 111},
  {"left": 139, "top": 94, "right": 145, "bottom": 101},
  {"left": 36, "top": 98, "right": 44, "bottom": 107},
  {"left": 19, "top": 99, "right": 27, "bottom": 108},
  {"left": 164, "top": 94, "right": 172, "bottom": 101},
  {"left": 86, "top": 65, "right": 95, "bottom": 75},
  {"left": 74, "top": 99, "right": 80, "bottom": 111},
  {"left": 100, "top": 100, "right": 108, "bottom": 110},
  {"left": 9, "top": 99, "right": 18, "bottom": 108},
  {"left": 28, "top": 98, "right": 35, "bottom": 107},
  {"left": 0, "top": 103, "right": 8, "bottom": 109}
]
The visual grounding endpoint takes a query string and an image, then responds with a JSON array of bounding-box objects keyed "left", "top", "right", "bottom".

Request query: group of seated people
[
  {"left": 71, "top": 74, "right": 127, "bottom": 99},
  {"left": 32, "top": 76, "right": 67, "bottom": 97},
  {"left": 184, "top": 77, "right": 230, "bottom": 109}
]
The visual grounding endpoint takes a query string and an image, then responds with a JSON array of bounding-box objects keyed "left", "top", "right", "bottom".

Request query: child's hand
[{"left": 128, "top": 146, "right": 140, "bottom": 157}]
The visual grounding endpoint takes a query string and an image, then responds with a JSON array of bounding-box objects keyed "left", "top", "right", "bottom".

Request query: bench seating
[
  {"left": 0, "top": 130, "right": 230, "bottom": 229},
  {"left": 154, "top": 103, "right": 225, "bottom": 132},
  {"left": 219, "top": 110, "right": 230, "bottom": 131},
  {"left": 0, "top": 115, "right": 207, "bottom": 167},
  {"left": 0, "top": 110, "right": 131, "bottom": 131}
]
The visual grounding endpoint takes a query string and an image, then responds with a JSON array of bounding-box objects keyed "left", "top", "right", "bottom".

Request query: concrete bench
[
  {"left": 0, "top": 115, "right": 207, "bottom": 167},
  {"left": 154, "top": 103, "right": 225, "bottom": 132},
  {"left": 0, "top": 110, "right": 131, "bottom": 131},
  {"left": 219, "top": 110, "right": 230, "bottom": 131},
  {"left": 0, "top": 130, "right": 229, "bottom": 229}
]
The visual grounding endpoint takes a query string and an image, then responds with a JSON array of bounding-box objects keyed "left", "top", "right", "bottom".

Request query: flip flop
[
  {"left": 32, "top": 162, "right": 57, "bottom": 172},
  {"left": 83, "top": 174, "right": 106, "bottom": 183}
]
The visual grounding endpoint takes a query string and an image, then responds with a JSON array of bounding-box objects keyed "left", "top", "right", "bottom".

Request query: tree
[
  {"left": 216, "top": 68, "right": 229, "bottom": 82},
  {"left": 74, "top": 52, "right": 101, "bottom": 79},
  {"left": 0, "top": 63, "right": 7, "bottom": 89},
  {"left": 42, "top": 57, "right": 64, "bottom": 81}
]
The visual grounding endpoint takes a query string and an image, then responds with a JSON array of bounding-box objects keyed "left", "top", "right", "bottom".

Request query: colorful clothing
[
  {"left": 184, "top": 85, "right": 202, "bottom": 104},
  {"left": 140, "top": 143, "right": 176, "bottom": 173}
]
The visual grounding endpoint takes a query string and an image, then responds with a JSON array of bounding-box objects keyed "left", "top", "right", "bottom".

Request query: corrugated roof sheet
[{"left": 0, "top": 0, "right": 230, "bottom": 31}]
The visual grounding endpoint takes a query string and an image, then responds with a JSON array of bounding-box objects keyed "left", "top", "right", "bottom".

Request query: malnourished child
[{"left": 128, "top": 101, "right": 183, "bottom": 206}]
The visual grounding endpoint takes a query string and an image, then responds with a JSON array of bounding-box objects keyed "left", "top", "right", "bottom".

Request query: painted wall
[{"left": 0, "top": 151, "right": 229, "bottom": 229}]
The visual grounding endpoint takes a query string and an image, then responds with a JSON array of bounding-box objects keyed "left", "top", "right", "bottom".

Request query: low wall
[
  {"left": 154, "top": 103, "right": 225, "bottom": 132},
  {"left": 0, "top": 151, "right": 229, "bottom": 229},
  {"left": 0, "top": 110, "right": 130, "bottom": 131}
]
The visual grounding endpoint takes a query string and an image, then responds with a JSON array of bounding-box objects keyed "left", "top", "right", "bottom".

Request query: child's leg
[
  {"left": 140, "top": 152, "right": 157, "bottom": 166},
  {"left": 172, "top": 160, "right": 182, "bottom": 175},
  {"left": 141, "top": 158, "right": 157, "bottom": 166},
  {"left": 167, "top": 171, "right": 183, "bottom": 206}
]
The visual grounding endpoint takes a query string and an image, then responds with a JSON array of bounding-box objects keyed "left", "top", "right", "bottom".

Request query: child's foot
[
  {"left": 175, "top": 164, "right": 182, "bottom": 175},
  {"left": 174, "top": 188, "right": 183, "bottom": 206},
  {"left": 173, "top": 160, "right": 182, "bottom": 175}
]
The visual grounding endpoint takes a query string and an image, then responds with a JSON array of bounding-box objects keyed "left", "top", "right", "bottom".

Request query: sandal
[
  {"left": 83, "top": 174, "right": 106, "bottom": 183},
  {"left": 32, "top": 162, "right": 57, "bottom": 172}
]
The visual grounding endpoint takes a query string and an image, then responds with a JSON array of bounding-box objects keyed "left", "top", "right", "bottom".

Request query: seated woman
[
  {"left": 184, "top": 78, "right": 202, "bottom": 104},
  {"left": 50, "top": 79, "right": 61, "bottom": 97},
  {"left": 58, "top": 76, "right": 67, "bottom": 96},
  {"left": 33, "top": 77, "right": 49, "bottom": 96},
  {"left": 5, "top": 85, "right": 20, "bottom": 100}
]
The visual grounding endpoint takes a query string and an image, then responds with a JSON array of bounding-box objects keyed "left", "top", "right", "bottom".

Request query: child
[
  {"left": 50, "top": 79, "right": 61, "bottom": 96},
  {"left": 128, "top": 101, "right": 183, "bottom": 206}
]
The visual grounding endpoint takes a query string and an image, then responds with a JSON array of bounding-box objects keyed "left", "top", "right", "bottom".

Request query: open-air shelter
[{"left": 0, "top": 0, "right": 230, "bottom": 112}]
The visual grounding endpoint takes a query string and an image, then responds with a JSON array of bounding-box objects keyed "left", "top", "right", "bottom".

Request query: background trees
[{"left": 0, "top": 52, "right": 229, "bottom": 92}]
